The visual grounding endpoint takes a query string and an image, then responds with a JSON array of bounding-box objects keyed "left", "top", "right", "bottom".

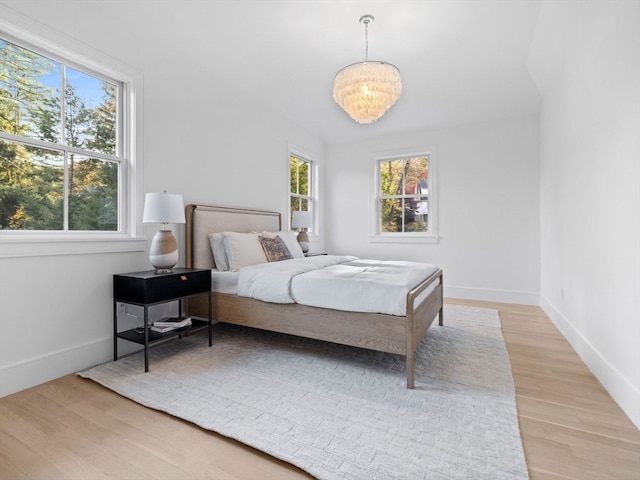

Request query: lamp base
[
  {"left": 149, "top": 229, "right": 179, "bottom": 273},
  {"left": 297, "top": 230, "right": 310, "bottom": 254}
]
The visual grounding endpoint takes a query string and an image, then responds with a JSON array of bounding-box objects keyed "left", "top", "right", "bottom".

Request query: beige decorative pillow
[
  {"left": 259, "top": 236, "right": 293, "bottom": 262},
  {"left": 222, "top": 232, "right": 268, "bottom": 271}
]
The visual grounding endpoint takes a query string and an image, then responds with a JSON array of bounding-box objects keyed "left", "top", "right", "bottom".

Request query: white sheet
[
  {"left": 237, "top": 256, "right": 439, "bottom": 316},
  {"left": 211, "top": 270, "right": 239, "bottom": 294}
]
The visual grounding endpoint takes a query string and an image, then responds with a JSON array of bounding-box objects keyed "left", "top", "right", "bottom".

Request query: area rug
[{"left": 79, "top": 304, "right": 528, "bottom": 480}]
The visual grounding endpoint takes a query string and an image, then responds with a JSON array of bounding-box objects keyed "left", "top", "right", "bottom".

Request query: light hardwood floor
[{"left": 0, "top": 300, "right": 638, "bottom": 479}]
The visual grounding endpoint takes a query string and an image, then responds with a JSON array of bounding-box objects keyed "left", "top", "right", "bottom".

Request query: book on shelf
[
  {"left": 150, "top": 324, "right": 185, "bottom": 334},
  {"left": 152, "top": 316, "right": 192, "bottom": 328}
]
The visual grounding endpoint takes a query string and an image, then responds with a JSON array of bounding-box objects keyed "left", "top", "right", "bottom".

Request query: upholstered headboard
[{"left": 185, "top": 204, "right": 282, "bottom": 270}]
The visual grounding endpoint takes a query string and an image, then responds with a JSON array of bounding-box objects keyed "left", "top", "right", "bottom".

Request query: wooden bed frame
[{"left": 185, "top": 204, "right": 444, "bottom": 388}]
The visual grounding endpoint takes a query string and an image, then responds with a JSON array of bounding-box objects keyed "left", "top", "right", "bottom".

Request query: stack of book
[{"left": 150, "top": 316, "right": 192, "bottom": 333}]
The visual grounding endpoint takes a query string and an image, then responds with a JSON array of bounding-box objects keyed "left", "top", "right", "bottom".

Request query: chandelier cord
[
  {"left": 361, "top": 16, "right": 371, "bottom": 62},
  {"left": 364, "top": 19, "right": 369, "bottom": 62}
]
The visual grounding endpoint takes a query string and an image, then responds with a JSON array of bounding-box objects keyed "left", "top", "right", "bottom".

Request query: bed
[{"left": 185, "top": 203, "right": 443, "bottom": 388}]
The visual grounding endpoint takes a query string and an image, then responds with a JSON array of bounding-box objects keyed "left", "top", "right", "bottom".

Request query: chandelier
[{"left": 333, "top": 15, "right": 402, "bottom": 124}]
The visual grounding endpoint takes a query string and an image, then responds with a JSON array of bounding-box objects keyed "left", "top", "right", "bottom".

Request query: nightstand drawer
[{"left": 113, "top": 268, "right": 211, "bottom": 304}]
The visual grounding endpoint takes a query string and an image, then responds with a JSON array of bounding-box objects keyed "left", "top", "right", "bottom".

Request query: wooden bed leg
[
  {"left": 406, "top": 354, "right": 415, "bottom": 389},
  {"left": 438, "top": 274, "right": 444, "bottom": 326}
]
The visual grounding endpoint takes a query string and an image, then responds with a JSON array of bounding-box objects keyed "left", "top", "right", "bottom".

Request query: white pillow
[
  {"left": 278, "top": 231, "right": 305, "bottom": 258},
  {"left": 222, "top": 232, "right": 268, "bottom": 271},
  {"left": 207, "top": 233, "right": 229, "bottom": 271},
  {"left": 262, "top": 231, "right": 305, "bottom": 259}
]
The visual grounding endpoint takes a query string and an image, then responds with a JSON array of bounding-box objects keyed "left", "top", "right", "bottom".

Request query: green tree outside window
[
  {"left": 379, "top": 156, "right": 429, "bottom": 233},
  {"left": 1, "top": 38, "right": 120, "bottom": 231},
  {"left": 289, "top": 154, "right": 312, "bottom": 231}
]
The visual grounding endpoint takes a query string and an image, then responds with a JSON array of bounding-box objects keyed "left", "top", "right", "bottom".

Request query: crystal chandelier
[{"left": 333, "top": 15, "right": 402, "bottom": 124}]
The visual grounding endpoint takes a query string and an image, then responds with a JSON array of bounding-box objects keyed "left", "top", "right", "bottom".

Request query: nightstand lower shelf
[{"left": 117, "top": 318, "right": 210, "bottom": 344}]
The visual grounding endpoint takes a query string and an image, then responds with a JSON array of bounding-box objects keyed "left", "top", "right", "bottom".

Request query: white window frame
[
  {"left": 369, "top": 146, "right": 439, "bottom": 244},
  {"left": 0, "top": 17, "right": 145, "bottom": 258},
  {"left": 287, "top": 142, "right": 318, "bottom": 238}
]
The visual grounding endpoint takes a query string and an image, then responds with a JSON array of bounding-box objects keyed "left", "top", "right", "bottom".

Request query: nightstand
[{"left": 113, "top": 268, "right": 212, "bottom": 372}]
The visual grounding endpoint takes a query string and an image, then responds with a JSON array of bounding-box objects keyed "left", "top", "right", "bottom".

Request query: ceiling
[
  {"left": 7, "top": 0, "right": 545, "bottom": 145},
  {"left": 173, "top": 0, "right": 544, "bottom": 145}
]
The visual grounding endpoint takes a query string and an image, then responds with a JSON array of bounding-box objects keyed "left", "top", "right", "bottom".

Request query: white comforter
[{"left": 237, "top": 255, "right": 439, "bottom": 316}]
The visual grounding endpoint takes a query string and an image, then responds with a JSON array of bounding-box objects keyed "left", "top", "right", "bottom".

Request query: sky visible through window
[{"left": 41, "top": 63, "right": 106, "bottom": 109}]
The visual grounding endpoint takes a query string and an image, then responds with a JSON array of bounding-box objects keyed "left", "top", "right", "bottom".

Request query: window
[
  {"left": 289, "top": 152, "right": 314, "bottom": 231},
  {"left": 0, "top": 36, "right": 125, "bottom": 232},
  {"left": 372, "top": 149, "right": 438, "bottom": 243}
]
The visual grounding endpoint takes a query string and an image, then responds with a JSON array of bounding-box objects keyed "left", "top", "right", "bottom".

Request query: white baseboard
[
  {"left": 444, "top": 285, "right": 540, "bottom": 306},
  {"left": 0, "top": 337, "right": 113, "bottom": 398},
  {"left": 540, "top": 295, "right": 640, "bottom": 429}
]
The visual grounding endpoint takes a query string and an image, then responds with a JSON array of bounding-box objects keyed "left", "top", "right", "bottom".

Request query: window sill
[
  {"left": 0, "top": 235, "right": 147, "bottom": 258},
  {"left": 368, "top": 234, "right": 440, "bottom": 245}
]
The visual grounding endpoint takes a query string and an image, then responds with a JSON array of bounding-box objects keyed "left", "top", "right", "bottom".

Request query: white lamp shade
[
  {"left": 291, "top": 211, "right": 313, "bottom": 229},
  {"left": 142, "top": 192, "right": 185, "bottom": 224}
]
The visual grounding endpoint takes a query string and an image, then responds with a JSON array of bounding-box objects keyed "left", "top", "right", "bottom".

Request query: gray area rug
[{"left": 79, "top": 304, "right": 528, "bottom": 479}]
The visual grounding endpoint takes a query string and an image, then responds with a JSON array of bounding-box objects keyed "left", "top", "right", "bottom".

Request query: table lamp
[
  {"left": 291, "top": 210, "right": 312, "bottom": 253},
  {"left": 142, "top": 192, "right": 185, "bottom": 273}
]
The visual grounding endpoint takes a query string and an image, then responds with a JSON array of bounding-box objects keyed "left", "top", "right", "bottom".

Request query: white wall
[
  {"left": 0, "top": 3, "right": 323, "bottom": 397},
  {"left": 0, "top": 252, "right": 148, "bottom": 396},
  {"left": 533, "top": 1, "right": 640, "bottom": 427},
  {"left": 326, "top": 115, "right": 540, "bottom": 305}
]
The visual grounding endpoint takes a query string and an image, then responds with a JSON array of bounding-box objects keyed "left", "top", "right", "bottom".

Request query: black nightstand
[{"left": 113, "top": 268, "right": 212, "bottom": 372}]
